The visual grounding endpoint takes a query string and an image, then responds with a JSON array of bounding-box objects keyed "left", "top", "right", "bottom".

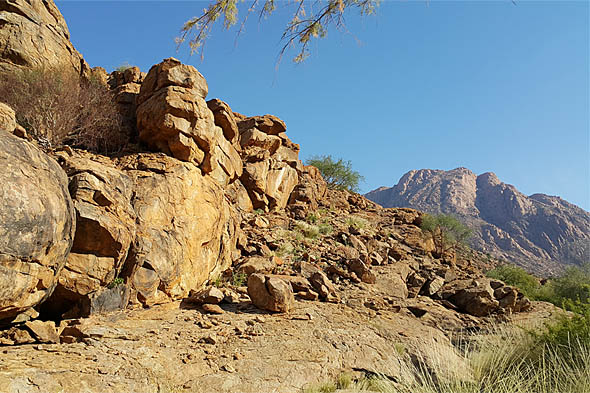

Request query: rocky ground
[
  {"left": 0, "top": 190, "right": 559, "bottom": 392},
  {"left": 0, "top": 260, "right": 559, "bottom": 393}
]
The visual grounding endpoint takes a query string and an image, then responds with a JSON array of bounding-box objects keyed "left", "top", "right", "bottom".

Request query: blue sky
[{"left": 58, "top": 1, "right": 589, "bottom": 210}]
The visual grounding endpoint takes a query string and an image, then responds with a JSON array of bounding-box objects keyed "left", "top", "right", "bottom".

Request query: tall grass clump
[{"left": 302, "top": 321, "right": 589, "bottom": 393}]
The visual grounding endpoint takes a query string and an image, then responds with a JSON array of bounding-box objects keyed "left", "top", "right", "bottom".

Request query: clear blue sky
[{"left": 58, "top": 1, "right": 589, "bottom": 210}]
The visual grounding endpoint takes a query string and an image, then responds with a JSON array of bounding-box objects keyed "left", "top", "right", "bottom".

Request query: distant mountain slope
[{"left": 365, "top": 168, "right": 590, "bottom": 275}]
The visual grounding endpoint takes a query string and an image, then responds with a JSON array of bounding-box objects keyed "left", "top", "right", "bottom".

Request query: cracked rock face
[
  {"left": 0, "top": 130, "right": 75, "bottom": 321},
  {"left": 0, "top": 0, "right": 89, "bottom": 76}
]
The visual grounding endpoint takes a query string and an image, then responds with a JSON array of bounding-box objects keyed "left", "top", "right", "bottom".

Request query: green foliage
[
  {"left": 107, "top": 277, "right": 124, "bottom": 289},
  {"left": 420, "top": 214, "right": 472, "bottom": 256},
  {"left": 486, "top": 264, "right": 541, "bottom": 299},
  {"left": 530, "top": 300, "right": 590, "bottom": 364},
  {"left": 231, "top": 271, "right": 247, "bottom": 287},
  {"left": 114, "top": 62, "right": 134, "bottom": 72},
  {"left": 178, "top": 0, "right": 380, "bottom": 63},
  {"left": 306, "top": 155, "right": 364, "bottom": 193},
  {"left": 306, "top": 212, "right": 319, "bottom": 224},
  {"left": 346, "top": 216, "right": 368, "bottom": 230},
  {"left": 318, "top": 223, "right": 333, "bottom": 235},
  {"left": 295, "top": 221, "right": 320, "bottom": 240},
  {"left": 550, "top": 263, "right": 590, "bottom": 304},
  {"left": 254, "top": 208, "right": 264, "bottom": 215},
  {"left": 486, "top": 263, "right": 590, "bottom": 309}
]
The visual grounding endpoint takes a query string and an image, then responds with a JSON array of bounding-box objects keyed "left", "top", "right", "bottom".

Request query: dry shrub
[{"left": 0, "top": 67, "right": 126, "bottom": 154}]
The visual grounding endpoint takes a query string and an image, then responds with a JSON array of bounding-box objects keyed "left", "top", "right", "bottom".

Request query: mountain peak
[{"left": 365, "top": 167, "right": 590, "bottom": 274}]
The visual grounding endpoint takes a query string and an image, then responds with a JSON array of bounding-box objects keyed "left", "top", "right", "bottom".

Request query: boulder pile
[{"left": 0, "top": 0, "right": 533, "bottom": 347}]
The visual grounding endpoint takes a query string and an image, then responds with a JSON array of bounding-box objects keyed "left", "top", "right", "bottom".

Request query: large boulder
[
  {"left": 0, "top": 0, "right": 89, "bottom": 76},
  {"left": 120, "top": 153, "right": 239, "bottom": 306},
  {"left": 0, "top": 131, "right": 75, "bottom": 321},
  {"left": 136, "top": 58, "right": 242, "bottom": 186},
  {"left": 237, "top": 114, "right": 302, "bottom": 211},
  {"left": 40, "top": 152, "right": 136, "bottom": 318},
  {"left": 248, "top": 273, "right": 294, "bottom": 313}
]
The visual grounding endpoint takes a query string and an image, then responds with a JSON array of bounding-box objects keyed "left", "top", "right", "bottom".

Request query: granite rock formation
[
  {"left": 0, "top": 0, "right": 89, "bottom": 76},
  {"left": 366, "top": 168, "right": 590, "bottom": 275}
]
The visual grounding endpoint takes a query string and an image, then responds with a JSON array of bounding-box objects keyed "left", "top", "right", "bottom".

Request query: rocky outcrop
[
  {"left": 238, "top": 114, "right": 301, "bottom": 211},
  {"left": 40, "top": 152, "right": 136, "bottom": 318},
  {"left": 0, "top": 130, "right": 75, "bottom": 322},
  {"left": 136, "top": 58, "right": 242, "bottom": 187},
  {"left": 288, "top": 165, "right": 328, "bottom": 219},
  {"left": 108, "top": 66, "right": 145, "bottom": 141},
  {"left": 120, "top": 153, "right": 239, "bottom": 306},
  {"left": 0, "top": 0, "right": 89, "bottom": 76},
  {"left": 366, "top": 168, "right": 590, "bottom": 275}
]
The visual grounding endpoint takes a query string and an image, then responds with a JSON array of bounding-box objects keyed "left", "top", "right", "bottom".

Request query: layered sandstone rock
[
  {"left": 40, "top": 152, "right": 136, "bottom": 317},
  {"left": 0, "top": 131, "right": 75, "bottom": 322},
  {"left": 238, "top": 114, "right": 301, "bottom": 211},
  {"left": 119, "top": 153, "right": 239, "bottom": 306},
  {"left": 136, "top": 58, "right": 242, "bottom": 187},
  {"left": 0, "top": 0, "right": 89, "bottom": 75},
  {"left": 108, "top": 66, "right": 145, "bottom": 140}
]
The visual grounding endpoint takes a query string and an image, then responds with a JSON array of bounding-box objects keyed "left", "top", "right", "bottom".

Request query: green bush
[
  {"left": 107, "top": 277, "right": 124, "bottom": 289},
  {"left": 486, "top": 264, "right": 541, "bottom": 299},
  {"left": 551, "top": 263, "right": 590, "bottom": 304},
  {"left": 420, "top": 214, "right": 472, "bottom": 256},
  {"left": 306, "top": 155, "right": 364, "bottom": 193}
]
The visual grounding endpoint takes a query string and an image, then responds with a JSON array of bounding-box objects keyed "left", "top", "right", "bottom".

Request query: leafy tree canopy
[
  {"left": 420, "top": 213, "right": 472, "bottom": 256},
  {"left": 306, "top": 155, "right": 364, "bottom": 193},
  {"left": 178, "top": 0, "right": 380, "bottom": 62}
]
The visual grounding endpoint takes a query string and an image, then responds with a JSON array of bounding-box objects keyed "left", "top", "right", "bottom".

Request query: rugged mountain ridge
[{"left": 366, "top": 167, "right": 590, "bottom": 275}]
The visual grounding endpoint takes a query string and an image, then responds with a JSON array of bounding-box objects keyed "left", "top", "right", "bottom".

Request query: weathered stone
[
  {"left": 41, "top": 152, "right": 136, "bottom": 318},
  {"left": 237, "top": 256, "right": 276, "bottom": 276},
  {"left": 202, "top": 303, "right": 224, "bottom": 314},
  {"left": 0, "top": 103, "right": 16, "bottom": 132},
  {"left": 248, "top": 274, "right": 294, "bottom": 313},
  {"left": 309, "top": 271, "right": 338, "bottom": 301},
  {"left": 443, "top": 279, "right": 499, "bottom": 317},
  {"left": 188, "top": 287, "right": 225, "bottom": 304},
  {"left": 0, "top": 131, "right": 75, "bottom": 321},
  {"left": 225, "top": 180, "right": 254, "bottom": 213},
  {"left": 288, "top": 166, "right": 328, "bottom": 218},
  {"left": 348, "top": 259, "right": 376, "bottom": 284},
  {"left": 272, "top": 275, "right": 312, "bottom": 293},
  {"left": 0, "top": 0, "right": 89, "bottom": 76},
  {"left": 120, "top": 153, "right": 239, "bottom": 306},
  {"left": 0, "top": 326, "right": 35, "bottom": 345},
  {"left": 137, "top": 58, "right": 242, "bottom": 186},
  {"left": 207, "top": 99, "right": 239, "bottom": 145},
  {"left": 425, "top": 276, "right": 445, "bottom": 296},
  {"left": 24, "top": 320, "right": 59, "bottom": 343}
]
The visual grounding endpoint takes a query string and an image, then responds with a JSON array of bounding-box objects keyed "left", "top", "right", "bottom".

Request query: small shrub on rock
[{"left": 0, "top": 67, "right": 126, "bottom": 153}]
